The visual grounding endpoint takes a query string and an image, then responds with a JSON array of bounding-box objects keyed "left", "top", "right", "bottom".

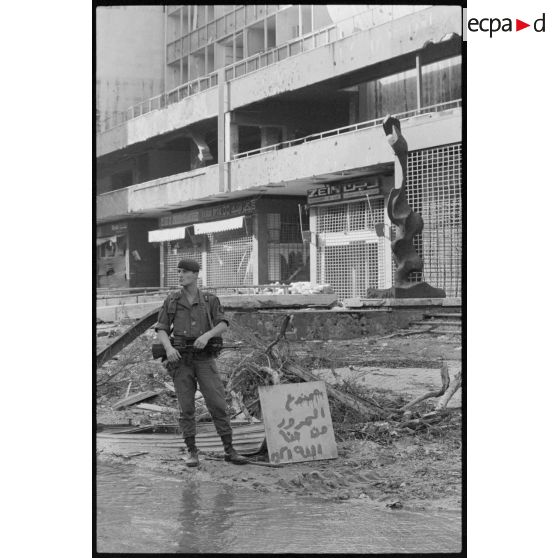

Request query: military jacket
[{"left": 154, "top": 289, "right": 228, "bottom": 338}]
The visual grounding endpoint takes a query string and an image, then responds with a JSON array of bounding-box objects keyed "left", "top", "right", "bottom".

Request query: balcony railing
[
  {"left": 98, "top": 6, "right": 433, "bottom": 133},
  {"left": 232, "top": 99, "right": 462, "bottom": 161}
]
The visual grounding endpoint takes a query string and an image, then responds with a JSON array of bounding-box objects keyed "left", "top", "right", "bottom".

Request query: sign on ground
[{"left": 258, "top": 381, "right": 338, "bottom": 464}]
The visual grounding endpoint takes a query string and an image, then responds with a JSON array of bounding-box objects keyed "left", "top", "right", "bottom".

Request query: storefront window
[{"left": 267, "top": 213, "right": 309, "bottom": 283}]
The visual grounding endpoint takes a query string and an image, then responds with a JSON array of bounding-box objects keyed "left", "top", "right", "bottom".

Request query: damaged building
[{"left": 96, "top": 5, "right": 462, "bottom": 298}]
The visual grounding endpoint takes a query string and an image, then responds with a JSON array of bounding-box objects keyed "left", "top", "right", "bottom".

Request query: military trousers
[{"left": 168, "top": 355, "right": 232, "bottom": 439}]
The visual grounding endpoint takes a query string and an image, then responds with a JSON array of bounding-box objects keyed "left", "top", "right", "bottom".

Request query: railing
[
  {"left": 223, "top": 24, "right": 337, "bottom": 82},
  {"left": 203, "top": 284, "right": 291, "bottom": 295},
  {"left": 97, "top": 288, "right": 170, "bottom": 304},
  {"left": 233, "top": 99, "right": 462, "bottom": 160},
  {"left": 96, "top": 284, "right": 292, "bottom": 302},
  {"left": 98, "top": 6, "right": 432, "bottom": 133}
]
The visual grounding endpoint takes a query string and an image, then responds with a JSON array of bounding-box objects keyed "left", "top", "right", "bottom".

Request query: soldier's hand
[
  {"left": 193, "top": 333, "right": 211, "bottom": 350},
  {"left": 166, "top": 347, "right": 182, "bottom": 362}
]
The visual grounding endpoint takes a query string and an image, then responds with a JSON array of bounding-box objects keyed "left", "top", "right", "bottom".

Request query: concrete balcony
[
  {"left": 128, "top": 165, "right": 220, "bottom": 214},
  {"left": 96, "top": 87, "right": 219, "bottom": 158},
  {"left": 231, "top": 105, "right": 462, "bottom": 190},
  {"left": 97, "top": 104, "right": 461, "bottom": 221},
  {"left": 97, "top": 6, "right": 461, "bottom": 158},
  {"left": 97, "top": 187, "right": 131, "bottom": 222},
  {"left": 229, "top": 6, "right": 461, "bottom": 109}
]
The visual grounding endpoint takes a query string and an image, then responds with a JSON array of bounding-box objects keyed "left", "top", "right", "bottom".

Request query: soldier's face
[{"left": 178, "top": 269, "right": 197, "bottom": 286}]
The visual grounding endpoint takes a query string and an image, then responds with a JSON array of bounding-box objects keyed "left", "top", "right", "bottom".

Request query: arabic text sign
[{"left": 258, "top": 381, "right": 338, "bottom": 464}]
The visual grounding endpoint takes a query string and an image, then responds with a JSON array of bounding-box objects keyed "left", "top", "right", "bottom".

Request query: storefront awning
[
  {"left": 96, "top": 235, "right": 119, "bottom": 246},
  {"left": 194, "top": 216, "right": 244, "bottom": 235},
  {"left": 148, "top": 226, "right": 186, "bottom": 243}
]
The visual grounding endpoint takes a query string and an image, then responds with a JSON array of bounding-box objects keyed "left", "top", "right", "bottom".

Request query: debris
[
  {"left": 435, "top": 371, "right": 462, "bottom": 410},
  {"left": 112, "top": 390, "right": 162, "bottom": 410},
  {"left": 398, "top": 361, "right": 450, "bottom": 412},
  {"left": 135, "top": 403, "right": 178, "bottom": 413},
  {"left": 204, "top": 455, "right": 284, "bottom": 468},
  {"left": 111, "top": 451, "right": 149, "bottom": 459},
  {"left": 97, "top": 422, "right": 266, "bottom": 455},
  {"left": 96, "top": 307, "right": 159, "bottom": 368}
]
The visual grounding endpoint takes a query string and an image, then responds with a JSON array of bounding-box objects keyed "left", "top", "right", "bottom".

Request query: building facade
[{"left": 96, "top": 5, "right": 462, "bottom": 297}]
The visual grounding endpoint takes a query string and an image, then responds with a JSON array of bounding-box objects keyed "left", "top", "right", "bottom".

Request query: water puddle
[{"left": 97, "top": 461, "right": 461, "bottom": 553}]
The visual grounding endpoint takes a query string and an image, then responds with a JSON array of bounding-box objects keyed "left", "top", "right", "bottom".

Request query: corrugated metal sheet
[{"left": 97, "top": 422, "right": 266, "bottom": 455}]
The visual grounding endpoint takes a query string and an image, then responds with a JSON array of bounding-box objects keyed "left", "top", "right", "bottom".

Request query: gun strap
[{"left": 203, "top": 292, "right": 214, "bottom": 330}]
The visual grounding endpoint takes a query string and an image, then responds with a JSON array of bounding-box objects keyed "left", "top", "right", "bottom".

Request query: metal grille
[
  {"left": 316, "top": 199, "right": 389, "bottom": 298},
  {"left": 206, "top": 227, "right": 254, "bottom": 287},
  {"left": 406, "top": 143, "right": 462, "bottom": 297},
  {"left": 318, "top": 242, "right": 379, "bottom": 298},
  {"left": 267, "top": 213, "right": 310, "bottom": 283},
  {"left": 163, "top": 240, "right": 203, "bottom": 288}
]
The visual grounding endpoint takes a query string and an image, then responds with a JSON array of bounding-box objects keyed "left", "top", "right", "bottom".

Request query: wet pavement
[{"left": 97, "top": 461, "right": 461, "bottom": 553}]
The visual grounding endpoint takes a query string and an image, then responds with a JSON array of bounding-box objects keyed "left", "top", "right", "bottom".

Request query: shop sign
[
  {"left": 307, "top": 178, "right": 381, "bottom": 205},
  {"left": 97, "top": 222, "right": 128, "bottom": 237},
  {"left": 160, "top": 198, "right": 257, "bottom": 227},
  {"left": 307, "top": 185, "right": 342, "bottom": 205}
]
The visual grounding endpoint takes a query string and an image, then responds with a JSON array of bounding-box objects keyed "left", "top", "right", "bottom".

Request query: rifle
[{"left": 151, "top": 337, "right": 239, "bottom": 361}]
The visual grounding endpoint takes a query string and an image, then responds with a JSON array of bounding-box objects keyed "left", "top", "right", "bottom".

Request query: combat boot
[
  {"left": 221, "top": 433, "right": 249, "bottom": 465},
  {"left": 182, "top": 437, "right": 199, "bottom": 467}
]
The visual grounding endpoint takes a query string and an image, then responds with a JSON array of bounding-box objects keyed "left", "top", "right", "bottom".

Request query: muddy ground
[{"left": 96, "top": 319, "right": 462, "bottom": 512}]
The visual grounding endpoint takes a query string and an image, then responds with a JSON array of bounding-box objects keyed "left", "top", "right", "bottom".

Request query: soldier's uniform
[{"left": 154, "top": 288, "right": 232, "bottom": 440}]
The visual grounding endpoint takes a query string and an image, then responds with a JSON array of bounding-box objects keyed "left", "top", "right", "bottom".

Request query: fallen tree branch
[
  {"left": 96, "top": 308, "right": 159, "bottom": 368},
  {"left": 273, "top": 347, "right": 390, "bottom": 420},
  {"left": 399, "top": 361, "right": 450, "bottom": 412},
  {"left": 435, "top": 371, "right": 462, "bottom": 410},
  {"left": 264, "top": 314, "right": 294, "bottom": 354}
]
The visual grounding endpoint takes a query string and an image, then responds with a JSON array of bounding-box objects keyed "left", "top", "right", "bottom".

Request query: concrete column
[
  {"left": 309, "top": 210, "right": 317, "bottom": 284},
  {"left": 416, "top": 54, "right": 422, "bottom": 111},
  {"left": 201, "top": 248, "right": 208, "bottom": 286},
  {"left": 159, "top": 243, "right": 165, "bottom": 287},
  {"left": 252, "top": 212, "right": 269, "bottom": 285},
  {"left": 217, "top": 68, "right": 229, "bottom": 193},
  {"left": 225, "top": 113, "right": 240, "bottom": 162},
  {"left": 264, "top": 16, "right": 268, "bottom": 49},
  {"left": 163, "top": 8, "right": 168, "bottom": 93},
  {"left": 179, "top": 7, "right": 184, "bottom": 84},
  {"left": 225, "top": 118, "right": 239, "bottom": 161}
]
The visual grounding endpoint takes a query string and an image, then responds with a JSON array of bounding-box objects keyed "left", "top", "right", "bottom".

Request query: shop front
[
  {"left": 96, "top": 222, "right": 129, "bottom": 289},
  {"left": 97, "top": 219, "right": 159, "bottom": 289},
  {"left": 307, "top": 141, "right": 462, "bottom": 301},
  {"left": 148, "top": 197, "right": 308, "bottom": 290},
  {"left": 308, "top": 177, "right": 393, "bottom": 300}
]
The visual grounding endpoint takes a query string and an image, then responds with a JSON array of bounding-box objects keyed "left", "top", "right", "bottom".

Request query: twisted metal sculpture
[{"left": 366, "top": 115, "right": 446, "bottom": 299}]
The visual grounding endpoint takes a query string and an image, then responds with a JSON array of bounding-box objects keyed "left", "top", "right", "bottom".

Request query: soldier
[{"left": 154, "top": 258, "right": 248, "bottom": 466}]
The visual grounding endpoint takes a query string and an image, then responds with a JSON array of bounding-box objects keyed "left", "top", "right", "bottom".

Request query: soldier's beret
[{"left": 177, "top": 259, "right": 200, "bottom": 272}]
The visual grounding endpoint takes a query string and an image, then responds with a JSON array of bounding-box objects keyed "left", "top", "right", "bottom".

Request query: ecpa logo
[{"left": 467, "top": 13, "right": 546, "bottom": 38}]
